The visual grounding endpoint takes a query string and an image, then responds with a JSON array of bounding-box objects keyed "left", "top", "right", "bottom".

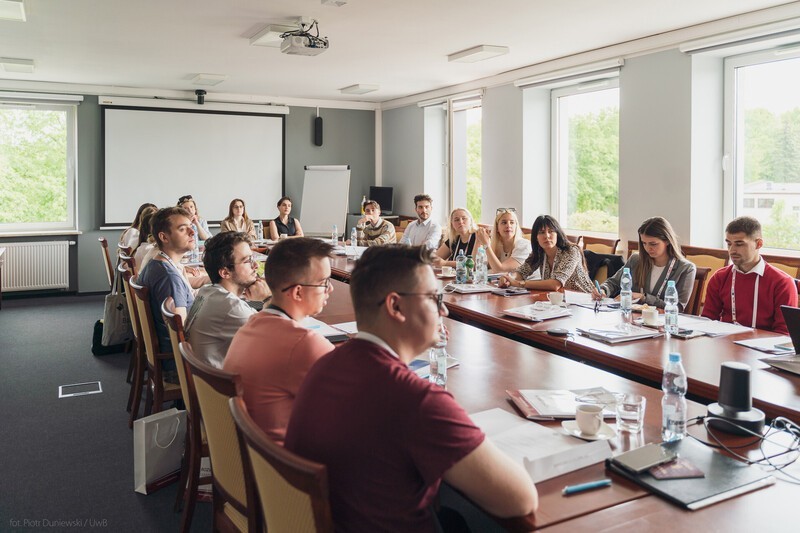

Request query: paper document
[
  {"left": 564, "top": 291, "right": 614, "bottom": 306},
  {"left": 511, "top": 387, "right": 617, "bottom": 420},
  {"left": 502, "top": 302, "right": 572, "bottom": 322},
  {"left": 331, "top": 321, "right": 358, "bottom": 335},
  {"left": 300, "top": 317, "right": 349, "bottom": 342},
  {"left": 577, "top": 323, "right": 662, "bottom": 344},
  {"left": 680, "top": 318, "right": 752, "bottom": 336},
  {"left": 470, "top": 408, "right": 611, "bottom": 483},
  {"left": 734, "top": 336, "right": 792, "bottom": 354},
  {"left": 445, "top": 283, "right": 496, "bottom": 294}
]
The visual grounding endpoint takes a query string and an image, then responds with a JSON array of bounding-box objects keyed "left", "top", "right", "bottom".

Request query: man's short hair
[
  {"left": 152, "top": 206, "right": 191, "bottom": 249},
  {"left": 364, "top": 200, "right": 380, "bottom": 211},
  {"left": 413, "top": 194, "right": 432, "bottom": 206},
  {"left": 726, "top": 216, "right": 762, "bottom": 239},
  {"left": 350, "top": 245, "right": 434, "bottom": 325},
  {"left": 203, "top": 231, "right": 253, "bottom": 284},
  {"left": 264, "top": 238, "right": 333, "bottom": 293}
]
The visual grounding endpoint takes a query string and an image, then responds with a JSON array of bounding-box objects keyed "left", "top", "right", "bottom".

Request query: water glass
[{"left": 616, "top": 393, "right": 646, "bottom": 432}]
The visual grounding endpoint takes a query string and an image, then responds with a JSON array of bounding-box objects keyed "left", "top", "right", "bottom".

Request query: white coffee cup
[
  {"left": 441, "top": 266, "right": 455, "bottom": 277},
  {"left": 576, "top": 404, "right": 603, "bottom": 436},
  {"left": 280, "top": 233, "right": 288, "bottom": 240},
  {"left": 642, "top": 307, "right": 658, "bottom": 326},
  {"left": 547, "top": 292, "right": 564, "bottom": 306}
]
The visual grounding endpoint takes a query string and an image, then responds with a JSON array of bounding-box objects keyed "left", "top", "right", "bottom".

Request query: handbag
[
  {"left": 91, "top": 319, "right": 125, "bottom": 356},
  {"left": 133, "top": 408, "right": 187, "bottom": 494},
  {"left": 101, "top": 266, "right": 133, "bottom": 346}
]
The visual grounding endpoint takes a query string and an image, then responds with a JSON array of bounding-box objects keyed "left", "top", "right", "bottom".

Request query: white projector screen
[{"left": 103, "top": 107, "right": 284, "bottom": 226}]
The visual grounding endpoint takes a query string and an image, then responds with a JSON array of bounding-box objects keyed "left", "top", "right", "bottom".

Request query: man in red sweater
[{"left": 702, "top": 216, "right": 797, "bottom": 335}]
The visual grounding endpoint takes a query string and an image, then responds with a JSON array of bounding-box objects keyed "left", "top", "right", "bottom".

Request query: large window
[
  {"left": 0, "top": 98, "right": 78, "bottom": 233},
  {"left": 551, "top": 81, "right": 619, "bottom": 233},
  {"left": 726, "top": 49, "right": 800, "bottom": 251},
  {"left": 452, "top": 99, "right": 482, "bottom": 221}
]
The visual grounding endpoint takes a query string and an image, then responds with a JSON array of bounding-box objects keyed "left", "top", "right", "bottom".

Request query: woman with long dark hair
[
  {"left": 220, "top": 198, "right": 257, "bottom": 239},
  {"left": 499, "top": 215, "right": 593, "bottom": 292},
  {"left": 118, "top": 202, "right": 156, "bottom": 251},
  {"left": 595, "top": 217, "right": 696, "bottom": 311}
]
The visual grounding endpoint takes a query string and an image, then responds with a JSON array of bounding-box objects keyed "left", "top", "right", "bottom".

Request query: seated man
[
  {"left": 223, "top": 238, "right": 335, "bottom": 445},
  {"left": 286, "top": 246, "right": 537, "bottom": 531},
  {"left": 355, "top": 199, "right": 396, "bottom": 246},
  {"left": 703, "top": 216, "right": 797, "bottom": 335},
  {"left": 399, "top": 194, "right": 442, "bottom": 250},
  {"left": 138, "top": 206, "right": 197, "bottom": 355},
  {"left": 185, "top": 232, "right": 271, "bottom": 368}
]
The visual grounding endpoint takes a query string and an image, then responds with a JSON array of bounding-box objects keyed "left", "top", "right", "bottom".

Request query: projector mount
[{"left": 280, "top": 19, "right": 329, "bottom": 51}]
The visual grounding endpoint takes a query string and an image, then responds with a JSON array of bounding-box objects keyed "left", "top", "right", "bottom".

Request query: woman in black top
[
  {"left": 268, "top": 196, "right": 305, "bottom": 240},
  {"left": 433, "top": 207, "right": 478, "bottom": 267}
]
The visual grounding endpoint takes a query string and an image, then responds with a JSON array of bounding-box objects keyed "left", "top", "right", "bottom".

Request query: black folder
[{"left": 606, "top": 438, "right": 775, "bottom": 510}]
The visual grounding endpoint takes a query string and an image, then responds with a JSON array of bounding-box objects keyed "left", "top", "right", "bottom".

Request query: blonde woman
[
  {"left": 177, "top": 194, "right": 211, "bottom": 240},
  {"left": 476, "top": 208, "right": 532, "bottom": 272},
  {"left": 433, "top": 207, "right": 478, "bottom": 267},
  {"left": 220, "top": 198, "right": 257, "bottom": 239}
]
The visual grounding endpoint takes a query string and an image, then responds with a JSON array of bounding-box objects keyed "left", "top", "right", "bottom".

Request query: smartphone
[{"left": 611, "top": 443, "right": 678, "bottom": 474}]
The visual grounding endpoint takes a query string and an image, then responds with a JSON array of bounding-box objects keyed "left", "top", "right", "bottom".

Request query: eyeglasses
[
  {"left": 496, "top": 207, "right": 517, "bottom": 214},
  {"left": 280, "top": 278, "right": 332, "bottom": 292},
  {"left": 178, "top": 195, "right": 193, "bottom": 203},
  {"left": 227, "top": 256, "right": 258, "bottom": 269},
  {"left": 376, "top": 291, "right": 446, "bottom": 311}
]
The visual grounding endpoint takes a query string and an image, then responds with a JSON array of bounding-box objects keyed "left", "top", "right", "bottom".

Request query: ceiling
[{"left": 0, "top": 0, "right": 796, "bottom": 104}]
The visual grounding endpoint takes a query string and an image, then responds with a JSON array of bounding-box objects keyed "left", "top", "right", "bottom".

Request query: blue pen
[
  {"left": 594, "top": 279, "right": 603, "bottom": 294},
  {"left": 562, "top": 478, "right": 612, "bottom": 496}
]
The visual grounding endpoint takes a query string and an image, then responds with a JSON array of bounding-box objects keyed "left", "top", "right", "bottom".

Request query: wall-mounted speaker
[
  {"left": 707, "top": 362, "right": 765, "bottom": 435},
  {"left": 314, "top": 116, "right": 323, "bottom": 146}
]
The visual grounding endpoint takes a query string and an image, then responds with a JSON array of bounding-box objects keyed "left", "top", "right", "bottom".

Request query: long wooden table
[{"left": 317, "top": 279, "right": 796, "bottom": 531}]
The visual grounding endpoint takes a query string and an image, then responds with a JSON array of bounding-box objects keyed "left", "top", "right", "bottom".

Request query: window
[
  {"left": 551, "top": 80, "right": 619, "bottom": 234},
  {"left": 725, "top": 48, "right": 800, "bottom": 250},
  {"left": 0, "top": 97, "right": 78, "bottom": 233}
]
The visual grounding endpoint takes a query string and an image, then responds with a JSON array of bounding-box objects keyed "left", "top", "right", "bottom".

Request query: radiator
[{"left": 1, "top": 241, "right": 70, "bottom": 291}]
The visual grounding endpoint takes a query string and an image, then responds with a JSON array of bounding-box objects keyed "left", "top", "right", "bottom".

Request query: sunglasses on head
[
  {"left": 178, "top": 195, "right": 193, "bottom": 203},
  {"left": 496, "top": 207, "right": 517, "bottom": 215}
]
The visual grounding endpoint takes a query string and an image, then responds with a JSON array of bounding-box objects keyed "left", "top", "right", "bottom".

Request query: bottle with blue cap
[{"left": 662, "top": 352, "right": 687, "bottom": 441}]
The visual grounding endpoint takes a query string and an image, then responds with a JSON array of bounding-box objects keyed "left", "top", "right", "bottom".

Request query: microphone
[{"left": 707, "top": 362, "right": 765, "bottom": 436}]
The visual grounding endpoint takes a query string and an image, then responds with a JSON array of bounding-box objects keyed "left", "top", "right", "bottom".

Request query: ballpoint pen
[
  {"left": 593, "top": 280, "right": 603, "bottom": 313},
  {"left": 562, "top": 478, "right": 612, "bottom": 496}
]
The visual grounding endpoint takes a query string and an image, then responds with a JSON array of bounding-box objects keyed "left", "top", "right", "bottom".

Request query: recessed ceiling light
[
  {"left": 321, "top": 0, "right": 347, "bottom": 6},
  {"left": 340, "top": 84, "right": 379, "bottom": 95},
  {"left": 448, "top": 45, "right": 509, "bottom": 63},
  {"left": 0, "top": 0, "right": 25, "bottom": 22},
  {"left": 250, "top": 24, "right": 299, "bottom": 47},
  {"left": 191, "top": 74, "right": 228, "bottom": 86},
  {"left": 0, "top": 58, "right": 34, "bottom": 73}
]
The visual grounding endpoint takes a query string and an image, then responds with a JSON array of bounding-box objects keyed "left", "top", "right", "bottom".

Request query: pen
[
  {"left": 593, "top": 280, "right": 602, "bottom": 313},
  {"left": 594, "top": 280, "right": 603, "bottom": 294},
  {"left": 562, "top": 478, "right": 612, "bottom": 496}
]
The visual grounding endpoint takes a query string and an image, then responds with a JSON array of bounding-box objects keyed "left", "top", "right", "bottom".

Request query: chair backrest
[
  {"left": 761, "top": 254, "right": 800, "bottom": 280},
  {"left": 118, "top": 241, "right": 132, "bottom": 257},
  {"left": 681, "top": 245, "right": 729, "bottom": 309},
  {"left": 627, "top": 240, "right": 639, "bottom": 258},
  {"left": 129, "top": 276, "right": 162, "bottom": 369},
  {"left": 119, "top": 251, "right": 137, "bottom": 277},
  {"left": 162, "top": 298, "right": 193, "bottom": 414},
  {"left": 582, "top": 236, "right": 619, "bottom": 255},
  {"left": 181, "top": 344, "right": 248, "bottom": 520},
  {"left": 230, "top": 396, "right": 334, "bottom": 533},
  {"left": 686, "top": 266, "right": 711, "bottom": 316},
  {"left": 394, "top": 231, "right": 404, "bottom": 242},
  {"left": 565, "top": 234, "right": 583, "bottom": 247},
  {"left": 118, "top": 263, "right": 141, "bottom": 342},
  {"left": 98, "top": 237, "right": 114, "bottom": 288}
]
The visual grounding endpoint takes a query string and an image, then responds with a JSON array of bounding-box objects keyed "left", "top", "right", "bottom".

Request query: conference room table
[
  {"left": 315, "top": 278, "right": 797, "bottom": 531},
  {"left": 328, "top": 256, "right": 800, "bottom": 421}
]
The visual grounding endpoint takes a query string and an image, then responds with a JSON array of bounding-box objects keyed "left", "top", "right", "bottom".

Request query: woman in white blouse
[
  {"left": 118, "top": 202, "right": 156, "bottom": 252},
  {"left": 476, "top": 208, "right": 532, "bottom": 272}
]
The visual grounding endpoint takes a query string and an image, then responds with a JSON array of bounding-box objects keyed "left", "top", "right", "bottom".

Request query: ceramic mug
[
  {"left": 642, "top": 307, "right": 659, "bottom": 326},
  {"left": 548, "top": 292, "right": 564, "bottom": 306},
  {"left": 576, "top": 404, "right": 603, "bottom": 436},
  {"left": 441, "top": 266, "right": 455, "bottom": 277}
]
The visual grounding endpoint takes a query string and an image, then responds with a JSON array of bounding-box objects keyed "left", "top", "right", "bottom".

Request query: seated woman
[
  {"left": 499, "top": 215, "right": 594, "bottom": 292},
  {"left": 476, "top": 208, "right": 532, "bottom": 272},
  {"left": 268, "top": 196, "right": 304, "bottom": 240},
  {"left": 178, "top": 194, "right": 211, "bottom": 241},
  {"left": 594, "top": 217, "right": 696, "bottom": 311},
  {"left": 132, "top": 207, "right": 157, "bottom": 270},
  {"left": 220, "top": 198, "right": 257, "bottom": 240},
  {"left": 354, "top": 200, "right": 396, "bottom": 246},
  {"left": 119, "top": 202, "right": 156, "bottom": 252},
  {"left": 433, "top": 208, "right": 478, "bottom": 267}
]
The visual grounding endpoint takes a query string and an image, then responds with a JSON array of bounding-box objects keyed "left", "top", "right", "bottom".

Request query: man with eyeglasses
[
  {"left": 224, "top": 237, "right": 335, "bottom": 445},
  {"left": 185, "top": 232, "right": 271, "bottom": 368},
  {"left": 286, "top": 245, "right": 537, "bottom": 531}
]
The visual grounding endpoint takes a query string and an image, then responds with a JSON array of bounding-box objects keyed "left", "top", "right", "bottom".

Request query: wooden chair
[
  {"left": 119, "top": 263, "right": 146, "bottom": 427},
  {"left": 98, "top": 237, "right": 114, "bottom": 288},
  {"left": 181, "top": 343, "right": 249, "bottom": 533},
  {"left": 761, "top": 253, "right": 800, "bottom": 280},
  {"left": 230, "top": 395, "right": 334, "bottom": 533},
  {"left": 118, "top": 241, "right": 132, "bottom": 258},
  {"left": 627, "top": 240, "right": 638, "bottom": 258},
  {"left": 685, "top": 266, "right": 711, "bottom": 316},
  {"left": 163, "top": 304, "right": 211, "bottom": 533},
  {"left": 566, "top": 234, "right": 583, "bottom": 247},
  {"left": 119, "top": 251, "right": 137, "bottom": 277},
  {"left": 681, "top": 245, "right": 729, "bottom": 310},
  {"left": 582, "top": 236, "right": 619, "bottom": 255},
  {"left": 394, "top": 230, "right": 404, "bottom": 242},
  {"left": 129, "top": 276, "right": 182, "bottom": 417}
]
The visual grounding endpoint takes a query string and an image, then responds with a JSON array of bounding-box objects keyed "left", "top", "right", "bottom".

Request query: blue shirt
[{"left": 138, "top": 258, "right": 194, "bottom": 352}]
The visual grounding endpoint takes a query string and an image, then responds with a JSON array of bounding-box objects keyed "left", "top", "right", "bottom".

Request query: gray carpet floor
[{"left": 0, "top": 294, "right": 212, "bottom": 532}]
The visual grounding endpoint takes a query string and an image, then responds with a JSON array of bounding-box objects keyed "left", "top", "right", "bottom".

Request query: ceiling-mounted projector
[{"left": 281, "top": 35, "right": 329, "bottom": 56}]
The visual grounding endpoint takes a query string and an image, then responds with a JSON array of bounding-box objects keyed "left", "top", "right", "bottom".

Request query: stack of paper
[
  {"left": 445, "top": 283, "right": 496, "bottom": 294},
  {"left": 502, "top": 302, "right": 572, "bottom": 322},
  {"left": 507, "top": 387, "right": 618, "bottom": 420},
  {"left": 576, "top": 323, "right": 662, "bottom": 343},
  {"left": 677, "top": 316, "right": 752, "bottom": 336},
  {"left": 734, "top": 336, "right": 792, "bottom": 354}
]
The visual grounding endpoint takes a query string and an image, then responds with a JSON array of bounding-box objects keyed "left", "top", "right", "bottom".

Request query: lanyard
[
  {"left": 731, "top": 268, "right": 759, "bottom": 328},
  {"left": 263, "top": 304, "right": 291, "bottom": 320},
  {"left": 157, "top": 251, "right": 195, "bottom": 295},
  {"left": 652, "top": 258, "right": 676, "bottom": 299}
]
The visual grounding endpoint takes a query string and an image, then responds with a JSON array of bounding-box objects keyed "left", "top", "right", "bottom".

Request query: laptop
[{"left": 760, "top": 306, "right": 800, "bottom": 375}]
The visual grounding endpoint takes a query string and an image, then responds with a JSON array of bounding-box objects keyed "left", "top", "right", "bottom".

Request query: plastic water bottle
[
  {"left": 620, "top": 267, "right": 632, "bottom": 324},
  {"left": 455, "top": 250, "right": 467, "bottom": 284},
  {"left": 664, "top": 280, "right": 679, "bottom": 336},
  {"left": 662, "top": 352, "right": 688, "bottom": 442},
  {"left": 331, "top": 225, "right": 338, "bottom": 246},
  {"left": 350, "top": 227, "right": 358, "bottom": 256},
  {"left": 428, "top": 319, "right": 448, "bottom": 386},
  {"left": 475, "top": 245, "right": 488, "bottom": 285}
]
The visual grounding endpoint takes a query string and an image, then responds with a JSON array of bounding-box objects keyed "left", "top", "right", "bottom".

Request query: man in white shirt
[
  {"left": 185, "top": 231, "right": 271, "bottom": 368},
  {"left": 399, "top": 194, "right": 442, "bottom": 250}
]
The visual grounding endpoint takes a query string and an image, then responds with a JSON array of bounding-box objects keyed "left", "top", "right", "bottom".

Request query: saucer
[{"left": 561, "top": 420, "right": 616, "bottom": 441}]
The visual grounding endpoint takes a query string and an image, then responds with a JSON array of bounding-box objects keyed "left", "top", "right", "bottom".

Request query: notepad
[{"left": 300, "top": 317, "right": 349, "bottom": 343}]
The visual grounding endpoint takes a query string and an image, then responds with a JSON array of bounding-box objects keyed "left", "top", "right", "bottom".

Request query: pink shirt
[{"left": 223, "top": 310, "right": 334, "bottom": 445}]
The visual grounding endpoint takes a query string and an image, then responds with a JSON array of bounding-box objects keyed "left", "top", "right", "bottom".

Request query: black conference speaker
[
  {"left": 314, "top": 116, "right": 323, "bottom": 146},
  {"left": 707, "top": 361, "right": 765, "bottom": 436}
]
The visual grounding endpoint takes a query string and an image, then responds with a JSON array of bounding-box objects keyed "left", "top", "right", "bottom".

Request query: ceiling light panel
[
  {"left": 0, "top": 0, "right": 25, "bottom": 22},
  {"left": 340, "top": 84, "right": 379, "bottom": 95},
  {"left": 191, "top": 74, "right": 228, "bottom": 86},
  {"left": 1, "top": 58, "right": 34, "bottom": 73},
  {"left": 250, "top": 24, "right": 298, "bottom": 47},
  {"left": 448, "top": 45, "right": 509, "bottom": 63},
  {"left": 322, "top": 0, "right": 348, "bottom": 6}
]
